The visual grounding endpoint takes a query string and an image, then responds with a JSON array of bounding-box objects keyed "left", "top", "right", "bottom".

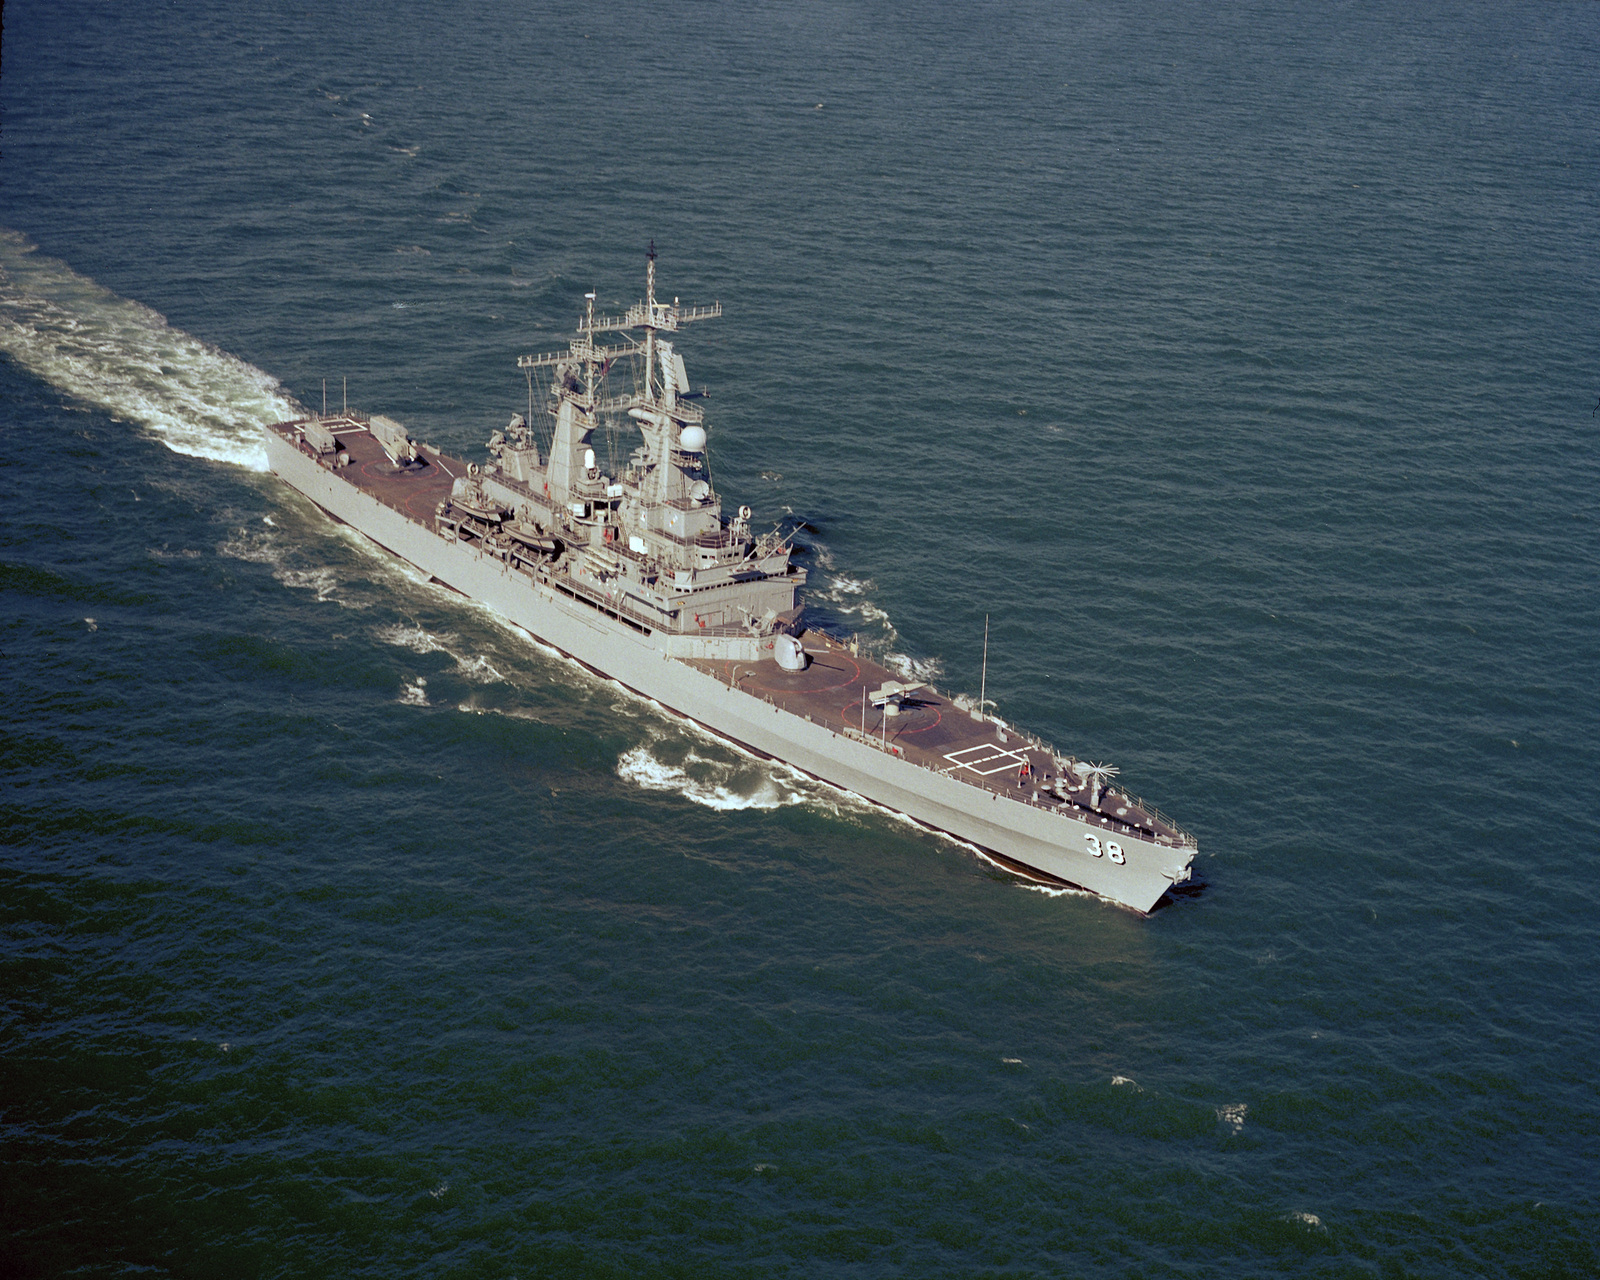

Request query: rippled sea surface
[{"left": 3, "top": 2, "right": 1597, "bottom": 1276}]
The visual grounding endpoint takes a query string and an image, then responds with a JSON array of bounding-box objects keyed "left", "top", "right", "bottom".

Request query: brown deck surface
[
  {"left": 270, "top": 418, "right": 1188, "bottom": 850},
  {"left": 683, "top": 633, "right": 1190, "bottom": 848},
  {"left": 270, "top": 417, "right": 458, "bottom": 523}
]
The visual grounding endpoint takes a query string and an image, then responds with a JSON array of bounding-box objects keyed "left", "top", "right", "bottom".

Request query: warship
[{"left": 264, "top": 250, "right": 1197, "bottom": 912}]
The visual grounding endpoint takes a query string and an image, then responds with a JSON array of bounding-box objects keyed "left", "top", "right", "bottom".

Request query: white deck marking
[{"left": 944, "top": 744, "right": 1032, "bottom": 776}]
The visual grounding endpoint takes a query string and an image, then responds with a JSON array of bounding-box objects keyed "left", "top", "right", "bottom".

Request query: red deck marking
[
  {"left": 838, "top": 702, "right": 942, "bottom": 734},
  {"left": 730, "top": 654, "right": 860, "bottom": 695},
  {"left": 896, "top": 706, "right": 942, "bottom": 734},
  {"left": 796, "top": 656, "right": 860, "bottom": 693}
]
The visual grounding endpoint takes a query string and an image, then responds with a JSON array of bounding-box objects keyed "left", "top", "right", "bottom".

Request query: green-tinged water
[{"left": 2, "top": 2, "right": 1597, "bottom": 1275}]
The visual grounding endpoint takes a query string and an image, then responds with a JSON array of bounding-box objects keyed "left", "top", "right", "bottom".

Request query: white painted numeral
[{"left": 1085, "top": 834, "right": 1126, "bottom": 864}]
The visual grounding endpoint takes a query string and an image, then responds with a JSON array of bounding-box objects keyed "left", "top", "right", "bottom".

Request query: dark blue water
[{"left": 4, "top": 2, "right": 1598, "bottom": 1275}]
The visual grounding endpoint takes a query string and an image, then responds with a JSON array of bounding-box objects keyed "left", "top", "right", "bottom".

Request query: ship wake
[
  {"left": 807, "top": 571, "right": 944, "bottom": 687},
  {"left": 374, "top": 623, "right": 509, "bottom": 685},
  {"left": 616, "top": 733, "right": 827, "bottom": 814},
  {"left": 219, "top": 516, "right": 353, "bottom": 605},
  {"left": 0, "top": 228, "right": 301, "bottom": 470}
]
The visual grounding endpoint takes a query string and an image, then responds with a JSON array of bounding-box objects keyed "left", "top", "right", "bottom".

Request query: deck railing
[{"left": 777, "top": 688, "right": 1196, "bottom": 848}]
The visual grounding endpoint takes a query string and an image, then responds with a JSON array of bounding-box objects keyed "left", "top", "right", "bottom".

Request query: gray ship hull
[{"left": 266, "top": 427, "right": 1194, "bottom": 912}]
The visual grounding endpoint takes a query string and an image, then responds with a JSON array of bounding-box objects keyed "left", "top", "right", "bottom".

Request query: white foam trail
[
  {"left": 274, "top": 567, "right": 343, "bottom": 603},
  {"left": 454, "top": 654, "right": 504, "bottom": 683},
  {"left": 373, "top": 623, "right": 506, "bottom": 684},
  {"left": 853, "top": 601, "right": 894, "bottom": 627},
  {"left": 810, "top": 571, "right": 947, "bottom": 684},
  {"left": 1015, "top": 881, "right": 1093, "bottom": 900},
  {"left": 1217, "top": 1103, "right": 1248, "bottom": 1134},
  {"left": 0, "top": 228, "right": 303, "bottom": 470},
  {"left": 884, "top": 651, "right": 944, "bottom": 683},
  {"left": 814, "top": 575, "right": 898, "bottom": 637},
  {"left": 217, "top": 526, "right": 284, "bottom": 567},
  {"left": 616, "top": 743, "right": 801, "bottom": 812},
  {"left": 218, "top": 522, "right": 348, "bottom": 604},
  {"left": 374, "top": 623, "right": 458, "bottom": 656},
  {"left": 398, "top": 677, "right": 428, "bottom": 707}
]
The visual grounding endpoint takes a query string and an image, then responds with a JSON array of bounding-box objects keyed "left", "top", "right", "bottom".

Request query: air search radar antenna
[
  {"left": 645, "top": 241, "right": 657, "bottom": 400},
  {"left": 1080, "top": 762, "right": 1120, "bottom": 808}
]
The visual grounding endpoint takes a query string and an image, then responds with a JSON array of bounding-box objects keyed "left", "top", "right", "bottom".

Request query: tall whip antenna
[
  {"left": 977, "top": 614, "right": 990, "bottom": 721},
  {"left": 645, "top": 240, "right": 657, "bottom": 402}
]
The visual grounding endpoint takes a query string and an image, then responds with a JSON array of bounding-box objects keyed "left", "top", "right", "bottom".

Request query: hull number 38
[{"left": 1085, "top": 834, "right": 1125, "bottom": 864}]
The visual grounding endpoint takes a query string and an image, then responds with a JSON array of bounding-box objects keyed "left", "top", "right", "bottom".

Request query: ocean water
[{"left": 3, "top": 1, "right": 1597, "bottom": 1276}]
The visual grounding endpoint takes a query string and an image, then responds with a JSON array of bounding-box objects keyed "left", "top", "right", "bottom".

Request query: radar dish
[{"left": 1081, "top": 762, "right": 1120, "bottom": 808}]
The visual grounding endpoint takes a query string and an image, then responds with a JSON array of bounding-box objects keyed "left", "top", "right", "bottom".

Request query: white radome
[{"left": 679, "top": 425, "right": 707, "bottom": 451}]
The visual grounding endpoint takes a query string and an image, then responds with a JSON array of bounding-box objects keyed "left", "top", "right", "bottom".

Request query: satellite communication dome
[{"left": 679, "top": 425, "right": 707, "bottom": 452}]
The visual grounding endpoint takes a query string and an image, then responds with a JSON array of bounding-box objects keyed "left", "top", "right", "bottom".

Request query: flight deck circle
[
  {"left": 840, "top": 701, "right": 941, "bottom": 734},
  {"left": 729, "top": 653, "right": 860, "bottom": 695}
]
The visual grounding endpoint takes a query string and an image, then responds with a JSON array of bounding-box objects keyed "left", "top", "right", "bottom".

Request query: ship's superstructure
[
  {"left": 440, "top": 247, "right": 801, "bottom": 649},
  {"left": 264, "top": 251, "right": 1198, "bottom": 912}
]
